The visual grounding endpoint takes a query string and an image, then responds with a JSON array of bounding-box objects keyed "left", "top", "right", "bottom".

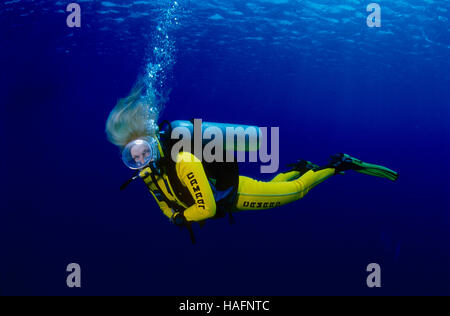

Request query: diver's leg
[
  {"left": 270, "top": 171, "right": 300, "bottom": 182},
  {"left": 270, "top": 160, "right": 320, "bottom": 182},
  {"left": 235, "top": 168, "right": 335, "bottom": 211}
]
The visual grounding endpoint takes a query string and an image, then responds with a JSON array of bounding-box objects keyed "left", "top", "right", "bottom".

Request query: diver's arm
[
  {"left": 141, "top": 171, "right": 175, "bottom": 220},
  {"left": 175, "top": 152, "right": 216, "bottom": 222},
  {"left": 156, "top": 200, "right": 175, "bottom": 220}
]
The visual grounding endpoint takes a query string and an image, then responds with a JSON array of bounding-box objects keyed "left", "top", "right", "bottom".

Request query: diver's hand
[{"left": 171, "top": 212, "right": 187, "bottom": 226}]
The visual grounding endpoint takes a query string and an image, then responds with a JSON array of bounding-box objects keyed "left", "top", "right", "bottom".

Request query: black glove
[{"left": 172, "top": 212, "right": 186, "bottom": 226}]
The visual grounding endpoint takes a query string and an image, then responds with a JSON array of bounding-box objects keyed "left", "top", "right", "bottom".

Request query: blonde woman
[{"left": 106, "top": 83, "right": 398, "bottom": 243}]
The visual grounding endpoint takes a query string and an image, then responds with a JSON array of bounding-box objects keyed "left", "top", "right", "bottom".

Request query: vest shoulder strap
[{"left": 160, "top": 156, "right": 195, "bottom": 207}]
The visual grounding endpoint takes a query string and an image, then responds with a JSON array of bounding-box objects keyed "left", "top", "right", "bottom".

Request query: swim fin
[{"left": 328, "top": 153, "right": 399, "bottom": 181}]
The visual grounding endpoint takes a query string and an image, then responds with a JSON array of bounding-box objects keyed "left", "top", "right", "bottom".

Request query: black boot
[
  {"left": 287, "top": 160, "right": 320, "bottom": 176},
  {"left": 327, "top": 153, "right": 365, "bottom": 174}
]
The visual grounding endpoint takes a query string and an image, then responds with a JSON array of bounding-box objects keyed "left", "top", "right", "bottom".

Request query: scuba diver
[{"left": 106, "top": 85, "right": 399, "bottom": 244}]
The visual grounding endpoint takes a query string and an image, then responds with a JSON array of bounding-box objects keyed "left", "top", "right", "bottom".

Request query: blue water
[{"left": 1, "top": 0, "right": 449, "bottom": 295}]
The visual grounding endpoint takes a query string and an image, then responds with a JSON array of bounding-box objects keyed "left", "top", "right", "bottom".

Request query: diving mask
[{"left": 122, "top": 138, "right": 160, "bottom": 170}]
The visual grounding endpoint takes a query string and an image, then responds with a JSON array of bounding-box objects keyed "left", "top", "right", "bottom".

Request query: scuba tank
[{"left": 165, "top": 120, "right": 262, "bottom": 153}]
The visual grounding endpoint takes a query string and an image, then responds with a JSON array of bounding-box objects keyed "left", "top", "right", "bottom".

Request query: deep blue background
[{"left": 1, "top": 0, "right": 449, "bottom": 295}]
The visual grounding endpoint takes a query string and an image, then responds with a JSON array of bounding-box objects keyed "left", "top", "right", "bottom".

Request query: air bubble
[{"left": 140, "top": 0, "right": 180, "bottom": 136}]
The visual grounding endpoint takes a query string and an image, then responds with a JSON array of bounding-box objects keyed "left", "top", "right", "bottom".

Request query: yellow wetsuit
[
  {"left": 235, "top": 168, "right": 335, "bottom": 211},
  {"left": 141, "top": 152, "right": 336, "bottom": 222}
]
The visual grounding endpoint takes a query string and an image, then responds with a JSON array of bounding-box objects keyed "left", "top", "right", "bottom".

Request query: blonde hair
[{"left": 106, "top": 80, "right": 159, "bottom": 149}]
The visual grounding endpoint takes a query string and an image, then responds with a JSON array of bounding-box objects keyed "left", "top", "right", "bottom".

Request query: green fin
[{"left": 343, "top": 155, "right": 399, "bottom": 182}]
